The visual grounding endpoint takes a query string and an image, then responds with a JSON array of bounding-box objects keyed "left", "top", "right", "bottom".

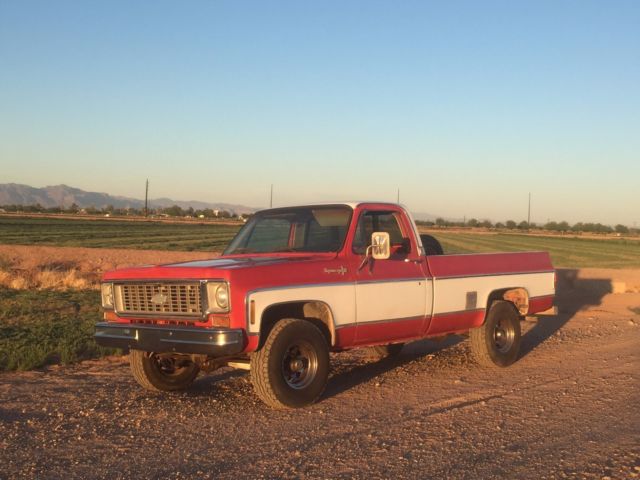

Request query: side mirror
[{"left": 370, "top": 232, "right": 390, "bottom": 260}]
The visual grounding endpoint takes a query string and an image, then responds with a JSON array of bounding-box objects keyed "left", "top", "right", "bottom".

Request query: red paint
[
  {"left": 245, "top": 335, "right": 259, "bottom": 352},
  {"left": 353, "top": 317, "right": 425, "bottom": 345},
  {"left": 427, "top": 252, "right": 553, "bottom": 278},
  {"left": 427, "top": 309, "right": 486, "bottom": 336},
  {"left": 528, "top": 295, "right": 555, "bottom": 314},
  {"left": 334, "top": 322, "right": 428, "bottom": 349}
]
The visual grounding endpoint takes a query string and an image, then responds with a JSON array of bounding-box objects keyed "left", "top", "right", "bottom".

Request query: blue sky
[{"left": 1, "top": 1, "right": 638, "bottom": 225}]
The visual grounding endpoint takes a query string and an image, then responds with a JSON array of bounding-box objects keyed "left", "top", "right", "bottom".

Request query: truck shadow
[
  {"left": 324, "top": 336, "right": 464, "bottom": 400},
  {"left": 325, "top": 269, "right": 612, "bottom": 400},
  {"left": 519, "top": 269, "right": 611, "bottom": 359}
]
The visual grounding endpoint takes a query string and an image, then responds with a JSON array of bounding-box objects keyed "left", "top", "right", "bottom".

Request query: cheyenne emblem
[{"left": 323, "top": 266, "right": 347, "bottom": 275}]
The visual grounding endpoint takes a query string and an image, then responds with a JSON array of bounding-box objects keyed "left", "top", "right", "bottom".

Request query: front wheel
[
  {"left": 129, "top": 350, "right": 199, "bottom": 391},
  {"left": 251, "top": 319, "right": 330, "bottom": 408},
  {"left": 469, "top": 301, "right": 521, "bottom": 367}
]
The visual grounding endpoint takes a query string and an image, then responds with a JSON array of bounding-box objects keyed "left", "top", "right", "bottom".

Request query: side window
[{"left": 352, "top": 211, "right": 406, "bottom": 255}]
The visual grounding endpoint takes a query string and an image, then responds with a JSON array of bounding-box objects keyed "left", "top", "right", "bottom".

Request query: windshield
[{"left": 223, "top": 206, "right": 352, "bottom": 255}]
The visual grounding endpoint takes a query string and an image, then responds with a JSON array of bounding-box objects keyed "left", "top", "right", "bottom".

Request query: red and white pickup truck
[{"left": 95, "top": 202, "right": 555, "bottom": 408}]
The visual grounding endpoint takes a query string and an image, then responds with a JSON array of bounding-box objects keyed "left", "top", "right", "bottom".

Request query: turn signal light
[{"left": 210, "top": 315, "right": 230, "bottom": 328}]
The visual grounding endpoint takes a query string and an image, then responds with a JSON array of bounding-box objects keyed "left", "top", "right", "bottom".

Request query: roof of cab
[{"left": 255, "top": 201, "right": 404, "bottom": 212}]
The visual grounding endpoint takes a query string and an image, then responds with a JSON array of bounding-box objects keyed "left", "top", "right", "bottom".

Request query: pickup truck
[{"left": 95, "top": 202, "right": 555, "bottom": 408}]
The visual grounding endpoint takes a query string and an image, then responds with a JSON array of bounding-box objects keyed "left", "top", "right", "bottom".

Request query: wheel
[
  {"left": 251, "top": 319, "right": 330, "bottom": 408},
  {"left": 470, "top": 301, "right": 521, "bottom": 367},
  {"left": 420, "top": 234, "right": 444, "bottom": 256},
  {"left": 129, "top": 350, "right": 200, "bottom": 392},
  {"left": 366, "top": 343, "right": 404, "bottom": 360}
]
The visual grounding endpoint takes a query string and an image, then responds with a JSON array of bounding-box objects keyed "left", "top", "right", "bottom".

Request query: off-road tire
[
  {"left": 366, "top": 343, "right": 404, "bottom": 360},
  {"left": 470, "top": 301, "right": 521, "bottom": 367},
  {"left": 129, "top": 350, "right": 199, "bottom": 392},
  {"left": 420, "top": 234, "right": 444, "bottom": 256},
  {"left": 251, "top": 319, "right": 330, "bottom": 409}
]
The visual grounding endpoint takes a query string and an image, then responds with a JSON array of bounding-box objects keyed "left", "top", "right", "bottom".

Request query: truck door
[{"left": 351, "top": 209, "right": 427, "bottom": 345}]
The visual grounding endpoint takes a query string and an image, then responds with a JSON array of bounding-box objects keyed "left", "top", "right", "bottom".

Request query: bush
[{"left": 0, "top": 288, "right": 118, "bottom": 371}]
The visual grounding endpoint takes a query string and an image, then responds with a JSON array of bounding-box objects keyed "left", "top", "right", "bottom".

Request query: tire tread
[
  {"left": 469, "top": 300, "right": 521, "bottom": 367},
  {"left": 250, "top": 318, "right": 329, "bottom": 409}
]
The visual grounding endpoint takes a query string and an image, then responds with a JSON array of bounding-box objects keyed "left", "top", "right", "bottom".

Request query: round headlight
[{"left": 215, "top": 284, "right": 229, "bottom": 309}]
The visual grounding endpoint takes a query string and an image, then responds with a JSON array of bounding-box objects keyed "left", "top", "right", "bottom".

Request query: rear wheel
[
  {"left": 251, "top": 319, "right": 330, "bottom": 408},
  {"left": 470, "top": 301, "right": 521, "bottom": 367},
  {"left": 129, "top": 350, "right": 199, "bottom": 391}
]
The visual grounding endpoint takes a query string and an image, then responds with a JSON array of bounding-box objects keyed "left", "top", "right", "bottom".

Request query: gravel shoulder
[{"left": 1, "top": 276, "right": 639, "bottom": 479}]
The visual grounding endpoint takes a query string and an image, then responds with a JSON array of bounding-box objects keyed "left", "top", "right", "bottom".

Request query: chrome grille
[{"left": 115, "top": 282, "right": 202, "bottom": 317}]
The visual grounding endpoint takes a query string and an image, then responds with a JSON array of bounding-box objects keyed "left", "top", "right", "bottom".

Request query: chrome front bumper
[{"left": 94, "top": 322, "right": 244, "bottom": 356}]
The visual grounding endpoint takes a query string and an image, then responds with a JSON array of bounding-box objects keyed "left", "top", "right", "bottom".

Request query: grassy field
[
  {"left": 0, "top": 288, "right": 117, "bottom": 371},
  {"left": 427, "top": 231, "right": 640, "bottom": 269},
  {"left": 1, "top": 216, "right": 639, "bottom": 268},
  {"left": 0, "top": 216, "right": 241, "bottom": 251}
]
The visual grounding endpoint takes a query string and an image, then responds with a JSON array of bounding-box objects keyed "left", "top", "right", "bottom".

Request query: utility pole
[
  {"left": 144, "top": 179, "right": 149, "bottom": 217},
  {"left": 527, "top": 192, "right": 531, "bottom": 227},
  {"left": 270, "top": 184, "right": 273, "bottom": 208},
  {"left": 397, "top": 188, "right": 400, "bottom": 203}
]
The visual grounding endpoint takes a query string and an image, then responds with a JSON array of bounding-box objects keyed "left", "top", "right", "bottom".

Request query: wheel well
[
  {"left": 486, "top": 288, "right": 529, "bottom": 317},
  {"left": 258, "top": 301, "right": 335, "bottom": 349}
]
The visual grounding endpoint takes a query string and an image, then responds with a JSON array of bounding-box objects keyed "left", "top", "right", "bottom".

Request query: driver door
[{"left": 351, "top": 209, "right": 427, "bottom": 345}]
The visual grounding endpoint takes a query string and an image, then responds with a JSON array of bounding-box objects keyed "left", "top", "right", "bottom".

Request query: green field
[
  {"left": 427, "top": 231, "right": 640, "bottom": 269},
  {"left": 0, "top": 216, "right": 241, "bottom": 251},
  {"left": 1, "top": 216, "right": 639, "bottom": 268},
  {"left": 0, "top": 288, "right": 117, "bottom": 371}
]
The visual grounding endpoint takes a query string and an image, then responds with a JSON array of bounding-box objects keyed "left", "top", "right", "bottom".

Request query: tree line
[
  {"left": 0, "top": 203, "right": 250, "bottom": 220},
  {"left": 415, "top": 217, "right": 635, "bottom": 235},
  {"left": 1, "top": 203, "right": 634, "bottom": 234}
]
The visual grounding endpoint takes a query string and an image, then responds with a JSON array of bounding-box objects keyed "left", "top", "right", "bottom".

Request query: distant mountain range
[
  {"left": 0, "top": 183, "right": 453, "bottom": 221},
  {"left": 0, "top": 184, "right": 257, "bottom": 215}
]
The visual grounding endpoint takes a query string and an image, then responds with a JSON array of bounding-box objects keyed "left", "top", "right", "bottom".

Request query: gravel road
[{"left": 1, "top": 277, "right": 639, "bottom": 479}]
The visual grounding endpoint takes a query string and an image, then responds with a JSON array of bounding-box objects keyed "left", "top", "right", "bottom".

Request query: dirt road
[{"left": 1, "top": 273, "right": 639, "bottom": 479}]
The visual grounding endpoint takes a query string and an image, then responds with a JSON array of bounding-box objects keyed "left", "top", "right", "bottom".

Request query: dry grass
[
  {"left": 0, "top": 269, "right": 11, "bottom": 285},
  {"left": 0, "top": 260, "right": 95, "bottom": 291},
  {"left": 34, "top": 269, "right": 91, "bottom": 290}
]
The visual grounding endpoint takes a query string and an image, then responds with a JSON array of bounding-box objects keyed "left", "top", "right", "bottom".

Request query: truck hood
[{"left": 102, "top": 254, "right": 337, "bottom": 281}]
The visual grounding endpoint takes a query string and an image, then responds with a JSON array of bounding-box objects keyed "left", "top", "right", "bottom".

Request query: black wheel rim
[
  {"left": 281, "top": 341, "right": 318, "bottom": 389},
  {"left": 493, "top": 318, "right": 516, "bottom": 353}
]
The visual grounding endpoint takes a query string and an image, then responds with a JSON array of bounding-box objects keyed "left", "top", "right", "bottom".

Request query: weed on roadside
[{"left": 0, "top": 287, "right": 118, "bottom": 371}]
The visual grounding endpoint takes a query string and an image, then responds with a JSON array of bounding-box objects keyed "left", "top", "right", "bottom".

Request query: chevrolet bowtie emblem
[
  {"left": 151, "top": 293, "right": 168, "bottom": 305},
  {"left": 324, "top": 266, "right": 347, "bottom": 275}
]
